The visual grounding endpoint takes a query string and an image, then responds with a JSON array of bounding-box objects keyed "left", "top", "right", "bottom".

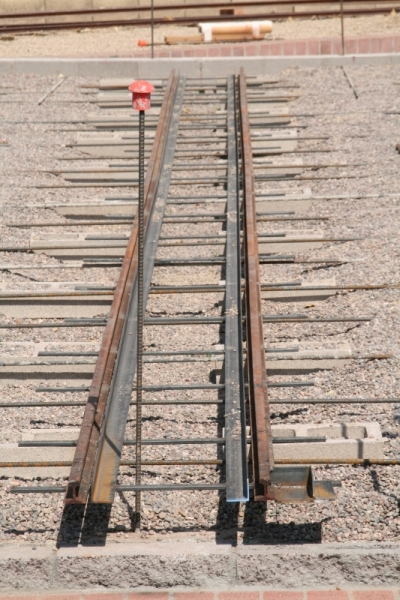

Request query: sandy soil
[{"left": 1, "top": 13, "right": 400, "bottom": 57}]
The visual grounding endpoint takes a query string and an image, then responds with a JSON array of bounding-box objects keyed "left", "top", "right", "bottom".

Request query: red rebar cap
[{"left": 128, "top": 80, "right": 155, "bottom": 111}]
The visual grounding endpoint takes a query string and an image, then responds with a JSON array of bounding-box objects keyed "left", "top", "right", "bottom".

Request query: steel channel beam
[
  {"left": 224, "top": 75, "right": 248, "bottom": 502},
  {"left": 90, "top": 76, "right": 186, "bottom": 504},
  {"left": 239, "top": 69, "right": 274, "bottom": 501},
  {"left": 64, "top": 71, "right": 179, "bottom": 505}
]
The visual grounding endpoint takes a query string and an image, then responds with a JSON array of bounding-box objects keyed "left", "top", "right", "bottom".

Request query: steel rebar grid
[
  {"left": 239, "top": 69, "right": 274, "bottom": 500},
  {"left": 64, "top": 71, "right": 179, "bottom": 506}
]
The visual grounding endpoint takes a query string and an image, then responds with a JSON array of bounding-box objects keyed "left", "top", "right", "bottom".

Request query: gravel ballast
[{"left": 0, "top": 66, "right": 399, "bottom": 551}]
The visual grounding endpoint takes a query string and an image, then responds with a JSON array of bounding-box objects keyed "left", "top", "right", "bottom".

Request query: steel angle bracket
[{"left": 257, "top": 466, "right": 336, "bottom": 503}]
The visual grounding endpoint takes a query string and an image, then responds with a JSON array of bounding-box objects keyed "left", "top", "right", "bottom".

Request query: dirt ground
[{"left": 1, "top": 12, "right": 400, "bottom": 57}]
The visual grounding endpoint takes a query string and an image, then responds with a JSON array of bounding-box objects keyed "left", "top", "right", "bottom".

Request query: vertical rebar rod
[
  {"left": 136, "top": 109, "right": 145, "bottom": 525},
  {"left": 340, "top": 0, "right": 345, "bottom": 55}
]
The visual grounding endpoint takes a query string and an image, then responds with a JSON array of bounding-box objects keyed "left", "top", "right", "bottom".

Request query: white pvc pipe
[{"left": 199, "top": 20, "right": 273, "bottom": 42}]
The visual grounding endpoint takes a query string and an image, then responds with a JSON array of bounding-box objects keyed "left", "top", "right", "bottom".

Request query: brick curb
[
  {"left": 130, "top": 33, "right": 400, "bottom": 59},
  {"left": 1, "top": 589, "right": 400, "bottom": 599}
]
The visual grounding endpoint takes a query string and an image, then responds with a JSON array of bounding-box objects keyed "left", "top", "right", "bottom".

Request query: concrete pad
[
  {"left": 0, "top": 341, "right": 99, "bottom": 356},
  {"left": 253, "top": 131, "right": 298, "bottom": 155},
  {"left": 21, "top": 428, "right": 81, "bottom": 441},
  {"left": 266, "top": 358, "right": 352, "bottom": 375},
  {"left": 258, "top": 228, "right": 326, "bottom": 254},
  {"left": 262, "top": 277, "right": 338, "bottom": 302},
  {"left": 55, "top": 201, "right": 137, "bottom": 217},
  {"left": 254, "top": 157, "right": 303, "bottom": 177},
  {"left": 257, "top": 199, "right": 313, "bottom": 212},
  {"left": 99, "top": 78, "right": 164, "bottom": 90},
  {"left": 0, "top": 299, "right": 110, "bottom": 319},
  {"left": 271, "top": 422, "right": 384, "bottom": 460},
  {"left": 0, "top": 466, "right": 70, "bottom": 478},
  {"left": 0, "top": 364, "right": 94, "bottom": 386},
  {"left": 0, "top": 443, "right": 75, "bottom": 463}
]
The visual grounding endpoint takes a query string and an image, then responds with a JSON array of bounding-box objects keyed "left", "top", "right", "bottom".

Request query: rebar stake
[
  {"left": 128, "top": 79, "right": 155, "bottom": 527},
  {"left": 136, "top": 108, "right": 145, "bottom": 526}
]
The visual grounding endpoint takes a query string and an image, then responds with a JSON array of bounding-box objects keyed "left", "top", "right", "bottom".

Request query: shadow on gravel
[
  {"left": 214, "top": 499, "right": 323, "bottom": 545},
  {"left": 56, "top": 502, "right": 112, "bottom": 547}
]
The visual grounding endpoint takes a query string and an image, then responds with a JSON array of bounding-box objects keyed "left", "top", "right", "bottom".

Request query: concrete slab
[{"left": 1, "top": 55, "right": 400, "bottom": 79}]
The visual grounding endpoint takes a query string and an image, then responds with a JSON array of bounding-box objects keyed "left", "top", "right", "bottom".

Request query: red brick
[
  {"left": 175, "top": 593, "right": 214, "bottom": 600},
  {"left": 158, "top": 50, "right": 170, "bottom": 58},
  {"left": 1, "top": 596, "right": 40, "bottom": 600},
  {"left": 320, "top": 39, "right": 332, "bottom": 54},
  {"left": 207, "top": 47, "right": 220, "bottom": 57},
  {"left": 41, "top": 594, "right": 81, "bottom": 600},
  {"left": 369, "top": 37, "right": 381, "bottom": 53},
  {"left": 263, "top": 592, "right": 304, "bottom": 600},
  {"left": 220, "top": 46, "right": 232, "bottom": 56},
  {"left": 170, "top": 49, "right": 183, "bottom": 57},
  {"left": 353, "top": 592, "right": 395, "bottom": 600},
  {"left": 194, "top": 48, "right": 207, "bottom": 57},
  {"left": 307, "top": 593, "right": 349, "bottom": 600},
  {"left": 394, "top": 35, "right": 400, "bottom": 52},
  {"left": 183, "top": 49, "right": 196, "bottom": 57},
  {"left": 129, "top": 595, "right": 168, "bottom": 600},
  {"left": 271, "top": 42, "right": 283, "bottom": 56},
  {"left": 357, "top": 38, "right": 370, "bottom": 54},
  {"left": 219, "top": 593, "right": 259, "bottom": 600},
  {"left": 381, "top": 36, "right": 394, "bottom": 53},
  {"left": 332, "top": 38, "right": 342, "bottom": 55},
  {"left": 345, "top": 39, "right": 357, "bottom": 54},
  {"left": 233, "top": 46, "right": 245, "bottom": 56},
  {"left": 259, "top": 43, "right": 271, "bottom": 55},
  {"left": 40, "top": 592, "right": 82, "bottom": 600},
  {"left": 245, "top": 44, "right": 258, "bottom": 56},
  {"left": 295, "top": 41, "right": 307, "bottom": 55},
  {"left": 86, "top": 594, "right": 125, "bottom": 600},
  {"left": 282, "top": 41, "right": 296, "bottom": 56},
  {"left": 307, "top": 39, "right": 320, "bottom": 55}
]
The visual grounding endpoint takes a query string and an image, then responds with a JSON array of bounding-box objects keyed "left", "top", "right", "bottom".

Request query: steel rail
[
  {"left": 239, "top": 68, "right": 274, "bottom": 501},
  {"left": 90, "top": 76, "right": 186, "bottom": 505},
  {"left": 64, "top": 71, "right": 179, "bottom": 505},
  {"left": 1, "top": 3, "right": 399, "bottom": 33},
  {"left": 1, "top": 0, "right": 397, "bottom": 20}
]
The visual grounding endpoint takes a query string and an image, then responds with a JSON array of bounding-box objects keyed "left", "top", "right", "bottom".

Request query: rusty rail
[
  {"left": 239, "top": 69, "right": 274, "bottom": 502},
  {"left": 1, "top": 0, "right": 399, "bottom": 20},
  {"left": 64, "top": 71, "right": 179, "bottom": 505},
  {"left": 1, "top": 2, "right": 400, "bottom": 33}
]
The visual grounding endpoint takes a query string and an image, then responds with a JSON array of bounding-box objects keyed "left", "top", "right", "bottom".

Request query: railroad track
[
  {"left": 1, "top": 68, "right": 399, "bottom": 543},
  {"left": 1, "top": 1, "right": 400, "bottom": 34}
]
